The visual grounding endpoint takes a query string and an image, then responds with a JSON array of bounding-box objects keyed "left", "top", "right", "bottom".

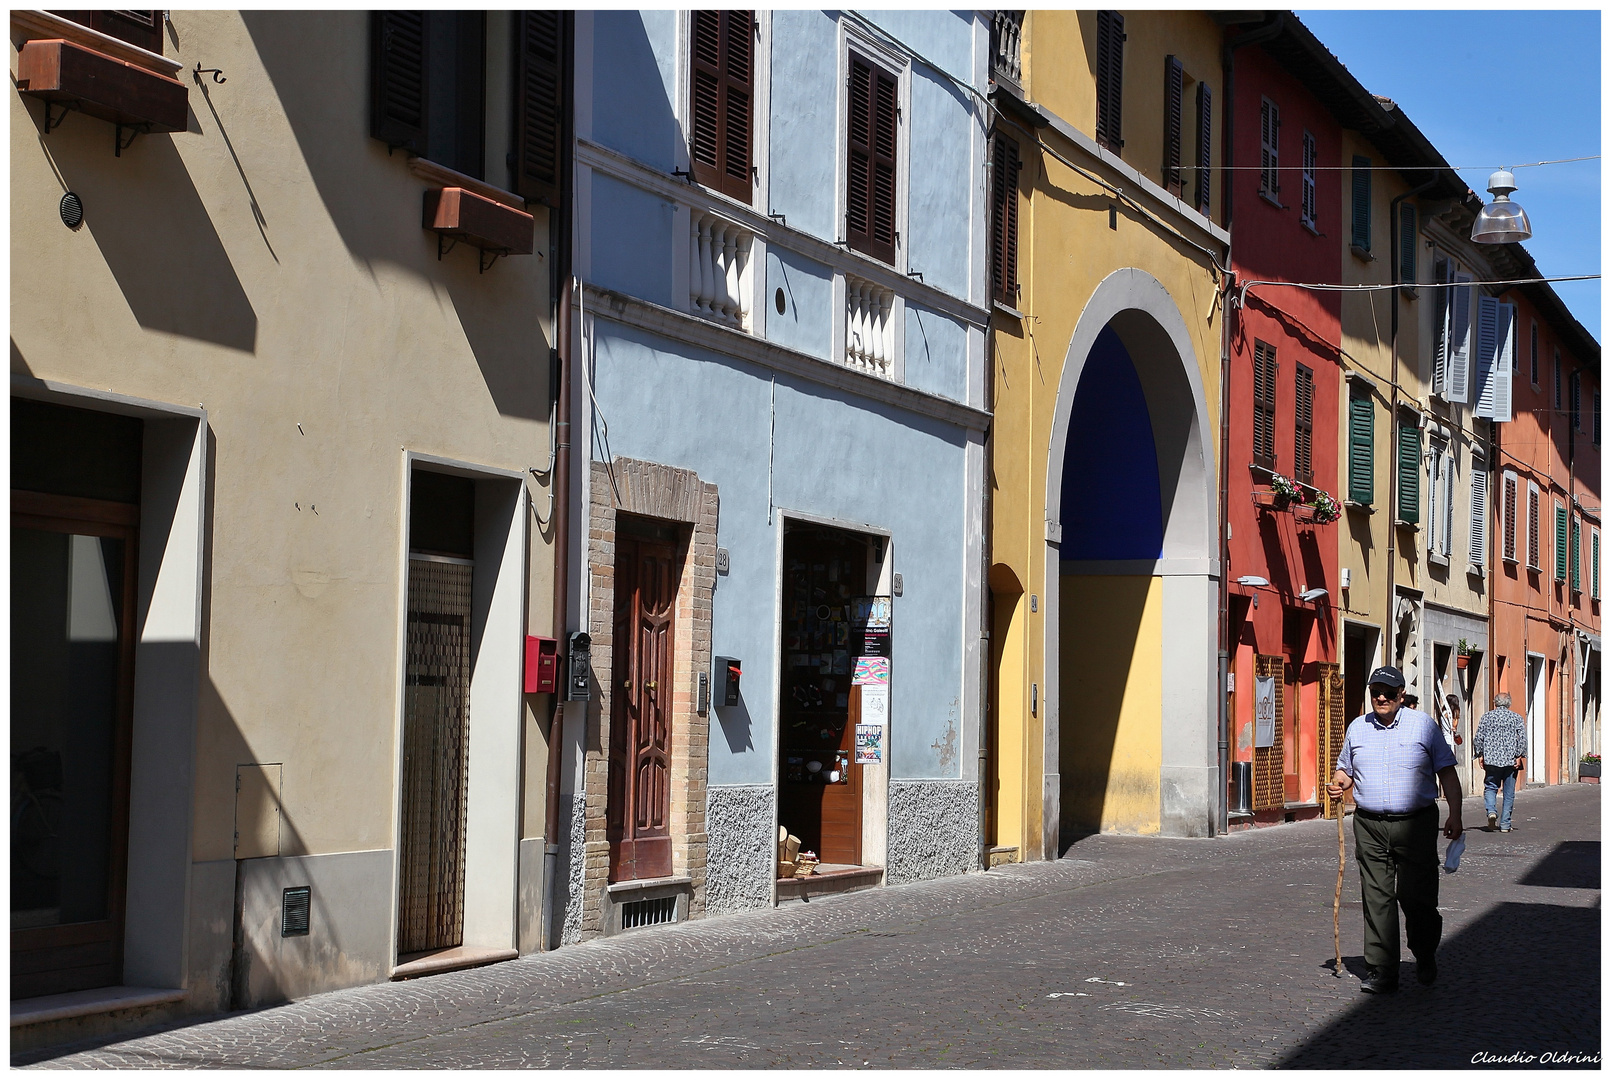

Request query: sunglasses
[{"left": 1370, "top": 687, "right": 1402, "bottom": 700}]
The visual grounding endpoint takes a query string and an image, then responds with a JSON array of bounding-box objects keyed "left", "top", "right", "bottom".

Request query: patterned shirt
[
  {"left": 1473, "top": 707, "right": 1529, "bottom": 766},
  {"left": 1335, "top": 707, "right": 1456, "bottom": 814}
]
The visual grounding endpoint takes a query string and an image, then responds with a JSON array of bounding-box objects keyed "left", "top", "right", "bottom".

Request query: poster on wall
[
  {"left": 855, "top": 724, "right": 884, "bottom": 764},
  {"left": 861, "top": 683, "right": 889, "bottom": 725},
  {"left": 852, "top": 656, "right": 890, "bottom": 685},
  {"left": 1254, "top": 675, "right": 1276, "bottom": 748}
]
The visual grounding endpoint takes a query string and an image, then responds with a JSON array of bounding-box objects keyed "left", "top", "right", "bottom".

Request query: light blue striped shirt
[{"left": 1336, "top": 707, "right": 1457, "bottom": 814}]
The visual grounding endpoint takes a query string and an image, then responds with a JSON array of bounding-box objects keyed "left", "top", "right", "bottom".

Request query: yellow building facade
[{"left": 986, "top": 11, "right": 1227, "bottom": 857}]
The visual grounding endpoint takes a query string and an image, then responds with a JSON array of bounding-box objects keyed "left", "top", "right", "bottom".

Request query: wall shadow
[
  {"left": 1280, "top": 900, "right": 1599, "bottom": 1067},
  {"left": 1517, "top": 841, "right": 1600, "bottom": 890},
  {"left": 26, "top": 106, "right": 257, "bottom": 353}
]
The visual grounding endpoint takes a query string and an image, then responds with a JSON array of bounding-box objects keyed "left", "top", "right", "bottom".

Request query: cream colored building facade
[{"left": 11, "top": 10, "right": 560, "bottom": 1045}]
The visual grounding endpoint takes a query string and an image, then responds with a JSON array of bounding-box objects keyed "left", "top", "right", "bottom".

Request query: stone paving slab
[{"left": 18, "top": 785, "right": 1599, "bottom": 1069}]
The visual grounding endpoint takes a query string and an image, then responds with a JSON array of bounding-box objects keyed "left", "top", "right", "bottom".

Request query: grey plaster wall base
[
  {"left": 559, "top": 794, "right": 586, "bottom": 946},
  {"left": 1161, "top": 765, "right": 1216, "bottom": 838},
  {"left": 704, "top": 785, "right": 775, "bottom": 915},
  {"left": 886, "top": 780, "right": 979, "bottom": 884},
  {"left": 184, "top": 858, "right": 237, "bottom": 1015}
]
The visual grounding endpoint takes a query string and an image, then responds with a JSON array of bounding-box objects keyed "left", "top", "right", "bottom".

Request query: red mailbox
[{"left": 525, "top": 635, "right": 558, "bottom": 694}]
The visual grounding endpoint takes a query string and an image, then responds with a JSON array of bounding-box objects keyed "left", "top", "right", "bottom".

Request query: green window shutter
[
  {"left": 1571, "top": 517, "right": 1581, "bottom": 591},
  {"left": 1348, "top": 393, "right": 1373, "bottom": 504},
  {"left": 1593, "top": 531, "right": 1601, "bottom": 600},
  {"left": 1555, "top": 504, "right": 1568, "bottom": 582},
  {"left": 1396, "top": 421, "right": 1419, "bottom": 524},
  {"left": 1351, "top": 155, "right": 1372, "bottom": 251}
]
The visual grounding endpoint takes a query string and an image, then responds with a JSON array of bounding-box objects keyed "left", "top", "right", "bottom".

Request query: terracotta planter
[
  {"left": 1253, "top": 490, "right": 1293, "bottom": 512},
  {"left": 1456, "top": 654, "right": 1470, "bottom": 670},
  {"left": 1292, "top": 504, "right": 1318, "bottom": 524}
]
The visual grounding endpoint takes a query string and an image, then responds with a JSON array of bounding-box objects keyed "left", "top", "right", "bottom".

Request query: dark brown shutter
[
  {"left": 1294, "top": 363, "right": 1314, "bottom": 483},
  {"left": 991, "top": 135, "right": 1021, "bottom": 304},
  {"left": 689, "top": 11, "right": 753, "bottom": 204},
  {"left": 1094, "top": 11, "right": 1124, "bottom": 152},
  {"left": 513, "top": 11, "right": 566, "bottom": 206},
  {"left": 1162, "top": 55, "right": 1183, "bottom": 194},
  {"left": 847, "top": 52, "right": 897, "bottom": 263},
  {"left": 1195, "top": 82, "right": 1211, "bottom": 215},
  {"left": 54, "top": 11, "right": 164, "bottom": 52},
  {"left": 1502, "top": 473, "right": 1517, "bottom": 561},
  {"left": 371, "top": 11, "right": 428, "bottom": 153},
  {"left": 1253, "top": 341, "right": 1277, "bottom": 468}
]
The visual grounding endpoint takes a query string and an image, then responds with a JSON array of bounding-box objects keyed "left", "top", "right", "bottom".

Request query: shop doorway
[
  {"left": 779, "top": 523, "right": 874, "bottom": 868},
  {"left": 1525, "top": 653, "right": 1545, "bottom": 783},
  {"left": 1342, "top": 622, "right": 1377, "bottom": 729},
  {"left": 607, "top": 516, "right": 681, "bottom": 883}
]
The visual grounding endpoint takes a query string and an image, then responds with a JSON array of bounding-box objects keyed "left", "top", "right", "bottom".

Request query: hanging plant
[
  {"left": 1267, "top": 471, "right": 1301, "bottom": 510},
  {"left": 1308, "top": 490, "right": 1342, "bottom": 525}
]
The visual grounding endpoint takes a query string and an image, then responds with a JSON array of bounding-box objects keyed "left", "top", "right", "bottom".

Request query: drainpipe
[
  {"left": 542, "top": 14, "right": 576, "bottom": 952},
  {"left": 1216, "top": 13, "right": 1282, "bottom": 833},
  {"left": 1383, "top": 178, "right": 1437, "bottom": 662}
]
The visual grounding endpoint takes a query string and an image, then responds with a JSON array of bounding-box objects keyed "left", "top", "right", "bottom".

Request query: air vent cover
[
  {"left": 620, "top": 895, "right": 676, "bottom": 930},
  {"left": 282, "top": 886, "right": 311, "bottom": 937}
]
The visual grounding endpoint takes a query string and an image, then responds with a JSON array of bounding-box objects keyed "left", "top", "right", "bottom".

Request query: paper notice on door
[
  {"left": 855, "top": 724, "right": 884, "bottom": 764},
  {"left": 861, "top": 683, "right": 889, "bottom": 726},
  {"left": 852, "top": 656, "right": 890, "bottom": 685}
]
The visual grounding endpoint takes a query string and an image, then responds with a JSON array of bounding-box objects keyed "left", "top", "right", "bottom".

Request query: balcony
[
  {"left": 845, "top": 276, "right": 895, "bottom": 377},
  {"left": 689, "top": 210, "right": 754, "bottom": 331},
  {"left": 990, "top": 11, "right": 1024, "bottom": 91}
]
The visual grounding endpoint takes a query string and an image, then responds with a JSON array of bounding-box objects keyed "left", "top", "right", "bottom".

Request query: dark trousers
[{"left": 1353, "top": 804, "right": 1442, "bottom": 972}]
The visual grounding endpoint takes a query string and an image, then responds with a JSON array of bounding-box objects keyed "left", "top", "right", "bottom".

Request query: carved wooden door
[{"left": 607, "top": 535, "right": 677, "bottom": 881}]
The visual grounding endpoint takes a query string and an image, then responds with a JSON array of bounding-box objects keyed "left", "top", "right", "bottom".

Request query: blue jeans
[{"left": 1484, "top": 764, "right": 1518, "bottom": 829}]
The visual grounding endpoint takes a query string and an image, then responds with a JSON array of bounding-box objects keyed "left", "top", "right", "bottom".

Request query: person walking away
[
  {"left": 1473, "top": 692, "right": 1527, "bottom": 832},
  {"left": 1326, "top": 666, "right": 1463, "bottom": 994}
]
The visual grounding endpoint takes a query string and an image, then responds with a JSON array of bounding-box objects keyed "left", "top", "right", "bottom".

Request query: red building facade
[{"left": 1223, "top": 33, "right": 1344, "bottom": 824}]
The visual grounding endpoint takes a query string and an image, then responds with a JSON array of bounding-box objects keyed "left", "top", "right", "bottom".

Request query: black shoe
[
  {"left": 1416, "top": 955, "right": 1437, "bottom": 986},
  {"left": 1360, "top": 968, "right": 1399, "bottom": 994}
]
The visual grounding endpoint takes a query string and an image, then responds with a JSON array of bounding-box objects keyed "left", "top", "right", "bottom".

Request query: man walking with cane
[{"left": 1326, "top": 666, "right": 1463, "bottom": 994}]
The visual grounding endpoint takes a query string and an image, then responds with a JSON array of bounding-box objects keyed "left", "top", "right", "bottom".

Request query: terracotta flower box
[
  {"left": 423, "top": 187, "right": 535, "bottom": 256},
  {"left": 1252, "top": 490, "right": 1294, "bottom": 512},
  {"left": 15, "top": 38, "right": 188, "bottom": 133}
]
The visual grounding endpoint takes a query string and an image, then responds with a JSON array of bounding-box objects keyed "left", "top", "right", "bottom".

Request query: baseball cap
[{"left": 1367, "top": 666, "right": 1406, "bottom": 689}]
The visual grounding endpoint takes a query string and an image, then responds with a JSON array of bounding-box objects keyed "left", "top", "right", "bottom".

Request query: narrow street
[{"left": 20, "top": 785, "right": 1598, "bottom": 1070}]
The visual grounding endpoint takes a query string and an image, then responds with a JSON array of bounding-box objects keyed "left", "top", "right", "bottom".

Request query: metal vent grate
[
  {"left": 620, "top": 895, "right": 676, "bottom": 930},
  {"left": 282, "top": 886, "right": 311, "bottom": 937}
]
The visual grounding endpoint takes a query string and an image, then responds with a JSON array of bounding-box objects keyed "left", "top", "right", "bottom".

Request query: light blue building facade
[{"left": 558, "top": 9, "right": 991, "bottom": 939}]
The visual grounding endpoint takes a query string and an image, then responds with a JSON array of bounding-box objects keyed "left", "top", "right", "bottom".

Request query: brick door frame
[{"left": 580, "top": 458, "right": 717, "bottom": 938}]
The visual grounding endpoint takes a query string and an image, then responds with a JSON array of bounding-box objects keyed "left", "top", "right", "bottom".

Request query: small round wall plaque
[{"left": 60, "top": 192, "right": 83, "bottom": 229}]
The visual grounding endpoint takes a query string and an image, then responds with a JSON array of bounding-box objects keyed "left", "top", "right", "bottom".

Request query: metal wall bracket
[
  {"left": 114, "top": 122, "right": 149, "bottom": 157},
  {"left": 479, "top": 249, "right": 506, "bottom": 274},
  {"left": 42, "top": 99, "right": 74, "bottom": 134},
  {"left": 437, "top": 234, "right": 460, "bottom": 261}
]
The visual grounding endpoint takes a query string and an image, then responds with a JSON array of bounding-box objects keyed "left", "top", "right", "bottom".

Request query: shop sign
[
  {"left": 855, "top": 723, "right": 884, "bottom": 764},
  {"left": 1254, "top": 675, "right": 1276, "bottom": 748}
]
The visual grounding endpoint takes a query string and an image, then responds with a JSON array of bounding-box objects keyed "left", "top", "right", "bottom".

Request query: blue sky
[{"left": 1298, "top": 9, "right": 1602, "bottom": 341}]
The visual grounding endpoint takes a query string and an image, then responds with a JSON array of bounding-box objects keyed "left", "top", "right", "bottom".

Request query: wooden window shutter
[
  {"left": 1502, "top": 472, "right": 1517, "bottom": 562},
  {"left": 1294, "top": 363, "right": 1314, "bottom": 483},
  {"left": 1555, "top": 502, "right": 1568, "bottom": 581},
  {"left": 1396, "top": 420, "right": 1420, "bottom": 524},
  {"left": 1592, "top": 530, "right": 1600, "bottom": 599},
  {"left": 1554, "top": 349, "right": 1562, "bottom": 409},
  {"left": 846, "top": 52, "right": 897, "bottom": 264},
  {"left": 690, "top": 11, "right": 754, "bottom": 204},
  {"left": 1595, "top": 389, "right": 1601, "bottom": 446},
  {"left": 1348, "top": 391, "right": 1373, "bottom": 504},
  {"left": 1194, "top": 82, "right": 1212, "bottom": 215},
  {"left": 371, "top": 11, "right": 428, "bottom": 153},
  {"left": 513, "top": 11, "right": 565, "bottom": 207},
  {"left": 1444, "top": 272, "right": 1473, "bottom": 403},
  {"left": 1475, "top": 298, "right": 1515, "bottom": 421},
  {"left": 1440, "top": 445, "right": 1455, "bottom": 558},
  {"left": 1094, "top": 11, "right": 1125, "bottom": 152},
  {"left": 1426, "top": 440, "right": 1443, "bottom": 554},
  {"left": 55, "top": 11, "right": 164, "bottom": 53},
  {"left": 1253, "top": 654, "right": 1285, "bottom": 812},
  {"left": 1469, "top": 458, "right": 1486, "bottom": 566},
  {"left": 1252, "top": 341, "right": 1277, "bottom": 468},
  {"left": 1258, "top": 98, "right": 1279, "bottom": 198},
  {"left": 1528, "top": 485, "right": 1540, "bottom": 570},
  {"left": 991, "top": 134, "right": 1021, "bottom": 304},
  {"left": 1571, "top": 515, "right": 1581, "bottom": 592},
  {"left": 1571, "top": 371, "right": 1582, "bottom": 430},
  {"left": 1399, "top": 204, "right": 1417, "bottom": 282},
  {"left": 1351, "top": 155, "right": 1371, "bottom": 251},
  {"left": 1162, "top": 56, "right": 1183, "bottom": 193},
  {"left": 1300, "top": 131, "right": 1317, "bottom": 226}
]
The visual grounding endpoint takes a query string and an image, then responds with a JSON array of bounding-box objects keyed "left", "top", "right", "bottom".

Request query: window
[
  {"left": 1530, "top": 320, "right": 1539, "bottom": 385},
  {"left": 846, "top": 52, "right": 898, "bottom": 264},
  {"left": 1554, "top": 349, "right": 1562, "bottom": 410},
  {"left": 1252, "top": 341, "right": 1277, "bottom": 468},
  {"left": 990, "top": 135, "right": 1021, "bottom": 304},
  {"left": 1469, "top": 457, "right": 1487, "bottom": 567},
  {"left": 1194, "top": 82, "right": 1212, "bottom": 216},
  {"left": 1300, "top": 131, "right": 1317, "bottom": 228},
  {"left": 1501, "top": 471, "right": 1518, "bottom": 562},
  {"left": 1428, "top": 436, "right": 1452, "bottom": 558},
  {"left": 1398, "top": 204, "right": 1416, "bottom": 282},
  {"left": 1347, "top": 389, "right": 1373, "bottom": 504},
  {"left": 1570, "top": 370, "right": 1582, "bottom": 431},
  {"left": 1571, "top": 514, "right": 1582, "bottom": 592},
  {"left": 689, "top": 10, "right": 754, "bottom": 204},
  {"left": 1258, "top": 98, "right": 1279, "bottom": 202},
  {"left": 1294, "top": 363, "right": 1314, "bottom": 483},
  {"left": 1396, "top": 418, "right": 1420, "bottom": 524},
  {"left": 1595, "top": 389, "right": 1602, "bottom": 446},
  {"left": 371, "top": 12, "right": 565, "bottom": 203},
  {"left": 1593, "top": 528, "right": 1601, "bottom": 600},
  {"left": 1350, "top": 155, "right": 1372, "bottom": 251},
  {"left": 52, "top": 10, "right": 163, "bottom": 52},
  {"left": 1432, "top": 261, "right": 1472, "bottom": 403},
  {"left": 1474, "top": 296, "right": 1515, "bottom": 422},
  {"left": 1555, "top": 501, "right": 1568, "bottom": 582},
  {"left": 1162, "top": 56, "right": 1184, "bottom": 195},
  {"left": 1094, "top": 11, "right": 1125, "bottom": 153},
  {"left": 1527, "top": 483, "right": 1540, "bottom": 571}
]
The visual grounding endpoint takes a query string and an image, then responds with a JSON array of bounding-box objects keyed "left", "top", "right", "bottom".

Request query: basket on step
[{"left": 793, "top": 851, "right": 820, "bottom": 877}]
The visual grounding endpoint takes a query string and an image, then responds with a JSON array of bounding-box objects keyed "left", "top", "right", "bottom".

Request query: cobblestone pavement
[{"left": 21, "top": 785, "right": 1599, "bottom": 1069}]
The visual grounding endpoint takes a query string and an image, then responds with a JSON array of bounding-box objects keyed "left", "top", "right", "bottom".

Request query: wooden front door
[{"left": 607, "top": 534, "right": 678, "bottom": 882}]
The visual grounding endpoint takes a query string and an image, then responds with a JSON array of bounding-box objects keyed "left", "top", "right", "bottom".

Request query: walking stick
[{"left": 1332, "top": 793, "right": 1345, "bottom": 977}]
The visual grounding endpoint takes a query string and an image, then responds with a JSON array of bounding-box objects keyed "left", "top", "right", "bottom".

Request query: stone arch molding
[{"left": 1041, "top": 267, "right": 1221, "bottom": 847}]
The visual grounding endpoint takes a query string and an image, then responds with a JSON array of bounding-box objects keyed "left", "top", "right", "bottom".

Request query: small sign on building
[{"left": 1254, "top": 675, "right": 1276, "bottom": 748}]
